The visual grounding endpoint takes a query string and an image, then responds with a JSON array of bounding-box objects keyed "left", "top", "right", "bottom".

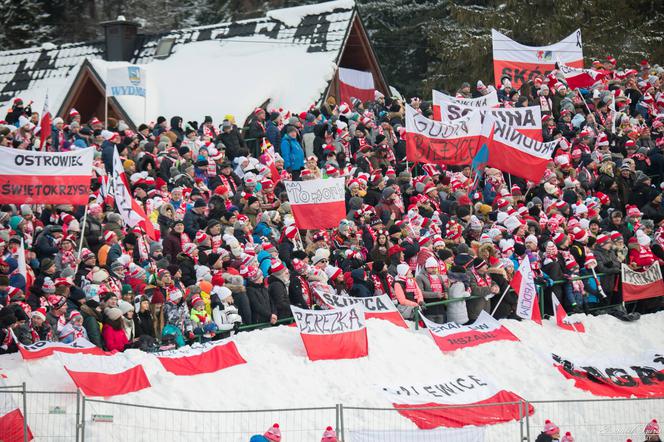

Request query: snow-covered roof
[
  {"left": 0, "top": 0, "right": 356, "bottom": 125},
  {"left": 0, "top": 41, "right": 105, "bottom": 115}
]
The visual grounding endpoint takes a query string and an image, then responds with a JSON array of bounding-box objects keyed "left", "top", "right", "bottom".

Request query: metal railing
[{"left": 3, "top": 385, "right": 662, "bottom": 441}]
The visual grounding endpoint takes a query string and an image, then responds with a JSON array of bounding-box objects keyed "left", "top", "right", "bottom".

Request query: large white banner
[{"left": 106, "top": 65, "right": 147, "bottom": 97}]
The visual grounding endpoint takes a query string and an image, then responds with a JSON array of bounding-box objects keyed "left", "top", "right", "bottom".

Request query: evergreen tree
[{"left": 0, "top": 0, "right": 54, "bottom": 49}]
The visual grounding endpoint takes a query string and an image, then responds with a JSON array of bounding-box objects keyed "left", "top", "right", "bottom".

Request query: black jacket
[
  {"left": 246, "top": 281, "right": 272, "bottom": 324},
  {"left": 176, "top": 253, "right": 197, "bottom": 287},
  {"left": 267, "top": 275, "right": 291, "bottom": 320},
  {"left": 133, "top": 310, "right": 155, "bottom": 338}
]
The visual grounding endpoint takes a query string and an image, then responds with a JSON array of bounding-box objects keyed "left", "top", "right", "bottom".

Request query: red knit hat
[
  {"left": 595, "top": 233, "right": 610, "bottom": 245},
  {"left": 321, "top": 426, "right": 338, "bottom": 442},
  {"left": 211, "top": 272, "right": 225, "bottom": 287},
  {"left": 553, "top": 232, "right": 566, "bottom": 245},
  {"left": 264, "top": 423, "right": 281, "bottom": 442},
  {"left": 544, "top": 419, "right": 560, "bottom": 436},
  {"left": 270, "top": 260, "right": 286, "bottom": 274}
]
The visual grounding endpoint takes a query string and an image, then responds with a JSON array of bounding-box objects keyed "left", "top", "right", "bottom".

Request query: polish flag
[
  {"left": 284, "top": 178, "right": 345, "bottom": 230},
  {"left": 18, "top": 337, "right": 109, "bottom": 360},
  {"left": 0, "top": 384, "right": 33, "bottom": 442},
  {"left": 405, "top": 105, "right": 485, "bottom": 165},
  {"left": 0, "top": 146, "right": 94, "bottom": 205},
  {"left": 492, "top": 29, "right": 584, "bottom": 90},
  {"left": 421, "top": 311, "right": 519, "bottom": 352},
  {"left": 438, "top": 104, "right": 543, "bottom": 141},
  {"left": 557, "top": 61, "right": 604, "bottom": 89},
  {"left": 111, "top": 148, "right": 157, "bottom": 240},
  {"left": 317, "top": 291, "right": 408, "bottom": 329},
  {"left": 260, "top": 139, "right": 280, "bottom": 184},
  {"left": 61, "top": 353, "right": 151, "bottom": 397},
  {"left": 291, "top": 304, "right": 368, "bottom": 361},
  {"left": 156, "top": 341, "right": 246, "bottom": 376},
  {"left": 621, "top": 263, "right": 664, "bottom": 302},
  {"left": 488, "top": 120, "right": 559, "bottom": 183},
  {"left": 551, "top": 294, "right": 585, "bottom": 333},
  {"left": 38, "top": 93, "right": 51, "bottom": 151},
  {"left": 338, "top": 67, "right": 375, "bottom": 104},
  {"left": 511, "top": 258, "right": 541, "bottom": 324},
  {"left": 383, "top": 374, "right": 533, "bottom": 429},
  {"left": 431, "top": 89, "right": 499, "bottom": 121}
]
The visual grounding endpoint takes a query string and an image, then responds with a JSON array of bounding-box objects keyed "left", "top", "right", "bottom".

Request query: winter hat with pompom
[
  {"left": 561, "top": 431, "right": 574, "bottom": 442},
  {"left": 543, "top": 419, "right": 559, "bottom": 436},
  {"left": 321, "top": 425, "right": 338, "bottom": 442},
  {"left": 264, "top": 423, "right": 281, "bottom": 441}
]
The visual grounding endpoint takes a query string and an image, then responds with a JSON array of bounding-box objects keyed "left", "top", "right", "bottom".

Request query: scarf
[
  {"left": 428, "top": 272, "right": 443, "bottom": 293},
  {"left": 296, "top": 275, "right": 312, "bottom": 307},
  {"left": 470, "top": 268, "right": 491, "bottom": 287}
]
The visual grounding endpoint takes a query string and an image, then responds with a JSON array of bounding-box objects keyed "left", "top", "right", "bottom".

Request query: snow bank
[{"left": 2, "top": 312, "right": 663, "bottom": 441}]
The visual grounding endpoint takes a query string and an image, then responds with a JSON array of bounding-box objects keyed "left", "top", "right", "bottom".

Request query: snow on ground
[{"left": 2, "top": 312, "right": 663, "bottom": 441}]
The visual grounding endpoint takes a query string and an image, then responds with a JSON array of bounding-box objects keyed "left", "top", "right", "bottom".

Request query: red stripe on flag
[
  {"left": 19, "top": 344, "right": 110, "bottom": 360},
  {"left": 554, "top": 364, "right": 664, "bottom": 398},
  {"left": 492, "top": 59, "right": 584, "bottom": 90},
  {"left": 430, "top": 326, "right": 519, "bottom": 352},
  {"left": 622, "top": 280, "right": 664, "bottom": 302},
  {"left": 0, "top": 174, "right": 90, "bottom": 205},
  {"left": 300, "top": 328, "right": 368, "bottom": 361},
  {"left": 393, "top": 390, "right": 533, "bottom": 429},
  {"left": 0, "top": 408, "right": 33, "bottom": 442},
  {"left": 366, "top": 311, "right": 408, "bottom": 329},
  {"left": 39, "top": 112, "right": 52, "bottom": 151},
  {"left": 339, "top": 82, "right": 374, "bottom": 105},
  {"left": 291, "top": 201, "right": 345, "bottom": 230},
  {"left": 157, "top": 342, "right": 246, "bottom": 376},
  {"left": 487, "top": 140, "right": 550, "bottom": 182},
  {"left": 65, "top": 364, "right": 151, "bottom": 397},
  {"left": 554, "top": 301, "right": 585, "bottom": 333}
]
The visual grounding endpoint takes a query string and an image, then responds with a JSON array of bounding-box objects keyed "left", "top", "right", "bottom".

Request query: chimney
[{"left": 101, "top": 16, "right": 140, "bottom": 62}]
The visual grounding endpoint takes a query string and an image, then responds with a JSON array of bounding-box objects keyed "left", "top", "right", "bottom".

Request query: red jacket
[{"left": 102, "top": 324, "right": 128, "bottom": 352}]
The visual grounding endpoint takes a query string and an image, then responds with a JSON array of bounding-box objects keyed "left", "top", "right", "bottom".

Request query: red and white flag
[
  {"left": 18, "top": 337, "right": 109, "bottom": 360},
  {"left": 0, "top": 146, "right": 93, "bottom": 205},
  {"left": 487, "top": 120, "right": 558, "bottom": 182},
  {"left": 338, "top": 67, "right": 375, "bottom": 104},
  {"left": 291, "top": 304, "right": 368, "bottom": 361},
  {"left": 621, "top": 263, "right": 664, "bottom": 302},
  {"left": 552, "top": 353, "right": 664, "bottom": 398},
  {"left": 38, "top": 93, "right": 51, "bottom": 151},
  {"left": 405, "top": 105, "right": 484, "bottom": 165},
  {"left": 511, "top": 258, "right": 541, "bottom": 324},
  {"left": 383, "top": 374, "right": 533, "bottom": 429},
  {"left": 432, "top": 89, "right": 499, "bottom": 121},
  {"left": 156, "top": 341, "right": 246, "bottom": 376},
  {"left": 492, "top": 29, "right": 584, "bottom": 90},
  {"left": 0, "top": 383, "right": 33, "bottom": 442},
  {"left": 421, "top": 311, "right": 519, "bottom": 352},
  {"left": 284, "top": 178, "right": 345, "bottom": 229},
  {"left": 317, "top": 291, "right": 408, "bottom": 329},
  {"left": 61, "top": 353, "right": 151, "bottom": 397},
  {"left": 260, "top": 139, "right": 280, "bottom": 184},
  {"left": 111, "top": 148, "right": 157, "bottom": 240},
  {"left": 551, "top": 294, "right": 585, "bottom": 333},
  {"left": 438, "top": 104, "right": 543, "bottom": 141},
  {"left": 557, "top": 61, "right": 604, "bottom": 89}
]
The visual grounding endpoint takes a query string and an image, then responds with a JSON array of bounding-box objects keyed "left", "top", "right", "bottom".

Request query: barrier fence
[{"left": 2, "top": 385, "right": 662, "bottom": 441}]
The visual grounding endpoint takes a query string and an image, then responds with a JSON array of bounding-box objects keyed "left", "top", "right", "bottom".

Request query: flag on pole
[
  {"left": 551, "top": 294, "right": 585, "bottom": 333},
  {"left": 39, "top": 93, "right": 51, "bottom": 151},
  {"left": 260, "top": 139, "right": 280, "bottom": 184},
  {"left": 111, "top": 149, "right": 157, "bottom": 240},
  {"left": 511, "top": 258, "right": 541, "bottom": 324},
  {"left": 556, "top": 61, "right": 605, "bottom": 90},
  {"left": 284, "top": 178, "right": 346, "bottom": 229}
]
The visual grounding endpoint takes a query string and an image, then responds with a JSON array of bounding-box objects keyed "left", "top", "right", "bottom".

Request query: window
[{"left": 154, "top": 38, "right": 175, "bottom": 59}]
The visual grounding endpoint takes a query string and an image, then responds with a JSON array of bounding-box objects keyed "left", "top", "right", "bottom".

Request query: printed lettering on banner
[
  {"left": 106, "top": 65, "right": 147, "bottom": 98},
  {"left": 382, "top": 374, "right": 533, "bottom": 429},
  {"left": 318, "top": 291, "right": 408, "bottom": 328},
  {"left": 284, "top": 177, "right": 345, "bottom": 229},
  {"left": 621, "top": 263, "right": 664, "bottom": 301},
  {"left": 552, "top": 353, "right": 664, "bottom": 398},
  {"left": 292, "top": 304, "right": 365, "bottom": 334},
  {"left": 405, "top": 105, "right": 483, "bottom": 165},
  {"left": 0, "top": 146, "right": 94, "bottom": 204}
]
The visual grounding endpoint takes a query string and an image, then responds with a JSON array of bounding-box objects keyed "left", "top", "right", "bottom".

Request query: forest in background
[{"left": 2, "top": 0, "right": 663, "bottom": 96}]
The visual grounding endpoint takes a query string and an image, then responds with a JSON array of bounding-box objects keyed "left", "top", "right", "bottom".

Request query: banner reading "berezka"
[
  {"left": 284, "top": 178, "right": 345, "bottom": 229},
  {"left": 0, "top": 146, "right": 94, "bottom": 205},
  {"left": 291, "top": 304, "right": 368, "bottom": 361}
]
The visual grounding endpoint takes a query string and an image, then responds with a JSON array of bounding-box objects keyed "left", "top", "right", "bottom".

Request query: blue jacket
[
  {"left": 266, "top": 121, "right": 280, "bottom": 152},
  {"left": 281, "top": 134, "right": 304, "bottom": 171},
  {"left": 257, "top": 250, "right": 272, "bottom": 278}
]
